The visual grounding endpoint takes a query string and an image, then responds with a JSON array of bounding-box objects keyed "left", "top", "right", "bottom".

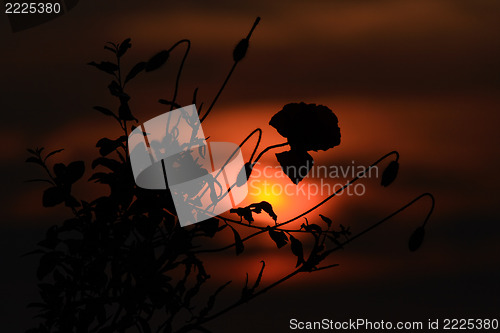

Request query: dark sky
[{"left": 1, "top": 0, "right": 499, "bottom": 331}]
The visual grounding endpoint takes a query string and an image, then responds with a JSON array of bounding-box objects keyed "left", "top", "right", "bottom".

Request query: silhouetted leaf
[
  {"left": 26, "top": 156, "right": 43, "bottom": 166},
  {"left": 229, "top": 207, "right": 254, "bottom": 223},
  {"left": 145, "top": 50, "right": 169, "bottom": 72},
  {"left": 233, "top": 38, "right": 249, "bottom": 62},
  {"left": 88, "top": 61, "right": 118, "bottom": 75},
  {"left": 108, "top": 80, "right": 122, "bottom": 97},
  {"left": 118, "top": 99, "right": 136, "bottom": 121},
  {"left": 104, "top": 45, "right": 116, "bottom": 53},
  {"left": 289, "top": 235, "right": 305, "bottom": 267},
  {"left": 53, "top": 163, "right": 66, "bottom": 180},
  {"left": 42, "top": 187, "right": 65, "bottom": 207},
  {"left": 37, "top": 225, "right": 59, "bottom": 249},
  {"left": 93, "top": 106, "right": 118, "bottom": 119},
  {"left": 381, "top": 160, "right": 399, "bottom": 187},
  {"left": 124, "top": 61, "right": 146, "bottom": 84},
  {"left": 96, "top": 137, "right": 125, "bottom": 156},
  {"left": 37, "top": 252, "right": 60, "bottom": 279},
  {"left": 301, "top": 222, "right": 322, "bottom": 235},
  {"left": 319, "top": 214, "right": 332, "bottom": 228},
  {"left": 275, "top": 149, "right": 313, "bottom": 184},
  {"left": 65, "top": 195, "right": 81, "bottom": 208},
  {"left": 227, "top": 224, "right": 244, "bottom": 255},
  {"left": 66, "top": 161, "right": 84, "bottom": 184},
  {"left": 409, "top": 226, "right": 425, "bottom": 251},
  {"left": 44, "top": 148, "right": 64, "bottom": 162},
  {"left": 91, "top": 157, "right": 121, "bottom": 171},
  {"left": 88, "top": 172, "right": 111, "bottom": 183},
  {"left": 270, "top": 102, "right": 341, "bottom": 152},
  {"left": 339, "top": 224, "right": 351, "bottom": 237},
  {"left": 117, "top": 38, "right": 131, "bottom": 57},
  {"left": 267, "top": 227, "right": 288, "bottom": 248}
]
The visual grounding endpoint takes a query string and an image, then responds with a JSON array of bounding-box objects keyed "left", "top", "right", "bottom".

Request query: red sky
[{"left": 1, "top": 0, "right": 499, "bottom": 331}]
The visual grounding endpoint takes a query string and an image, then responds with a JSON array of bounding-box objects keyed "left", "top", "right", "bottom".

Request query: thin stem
[
  {"left": 253, "top": 142, "right": 288, "bottom": 164},
  {"left": 321, "top": 192, "right": 435, "bottom": 258},
  {"left": 247, "top": 128, "right": 262, "bottom": 163},
  {"left": 115, "top": 46, "right": 129, "bottom": 153},
  {"left": 184, "top": 193, "right": 434, "bottom": 331},
  {"left": 161, "top": 39, "right": 190, "bottom": 152},
  {"left": 195, "top": 151, "right": 400, "bottom": 254},
  {"left": 274, "top": 150, "right": 400, "bottom": 227},
  {"left": 176, "top": 264, "right": 306, "bottom": 333},
  {"left": 199, "top": 62, "right": 237, "bottom": 123},
  {"left": 313, "top": 264, "right": 340, "bottom": 272},
  {"left": 194, "top": 128, "right": 263, "bottom": 203},
  {"left": 116, "top": 51, "right": 123, "bottom": 87},
  {"left": 421, "top": 192, "right": 435, "bottom": 227},
  {"left": 167, "top": 39, "right": 191, "bottom": 112},
  {"left": 246, "top": 17, "right": 261, "bottom": 40},
  {"left": 200, "top": 17, "right": 261, "bottom": 123}
]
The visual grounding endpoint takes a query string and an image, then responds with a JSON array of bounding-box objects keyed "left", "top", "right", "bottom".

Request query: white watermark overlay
[{"left": 248, "top": 161, "right": 378, "bottom": 200}]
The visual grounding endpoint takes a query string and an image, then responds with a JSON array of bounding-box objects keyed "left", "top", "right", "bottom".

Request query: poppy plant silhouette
[
  {"left": 127, "top": 103, "right": 249, "bottom": 227},
  {"left": 25, "top": 17, "right": 435, "bottom": 333}
]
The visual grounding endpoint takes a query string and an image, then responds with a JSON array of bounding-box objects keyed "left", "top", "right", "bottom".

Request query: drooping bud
[
  {"left": 408, "top": 226, "right": 425, "bottom": 251},
  {"left": 233, "top": 38, "right": 249, "bottom": 62},
  {"left": 381, "top": 160, "right": 399, "bottom": 187}
]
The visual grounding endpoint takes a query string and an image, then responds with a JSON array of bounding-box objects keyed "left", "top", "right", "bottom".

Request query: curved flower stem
[
  {"left": 421, "top": 192, "right": 435, "bottom": 227},
  {"left": 194, "top": 128, "right": 262, "bottom": 203},
  {"left": 199, "top": 62, "right": 236, "bottom": 123},
  {"left": 252, "top": 142, "right": 289, "bottom": 164},
  {"left": 321, "top": 192, "right": 435, "bottom": 258},
  {"left": 200, "top": 17, "right": 261, "bottom": 123},
  {"left": 274, "top": 150, "right": 400, "bottom": 226},
  {"left": 182, "top": 193, "right": 434, "bottom": 332},
  {"left": 167, "top": 39, "right": 191, "bottom": 111},
  {"left": 195, "top": 150, "right": 400, "bottom": 254},
  {"left": 247, "top": 128, "right": 262, "bottom": 163},
  {"left": 158, "top": 39, "right": 190, "bottom": 147}
]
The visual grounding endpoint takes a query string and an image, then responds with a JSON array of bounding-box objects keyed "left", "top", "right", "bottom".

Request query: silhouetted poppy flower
[
  {"left": 275, "top": 149, "right": 313, "bottom": 184},
  {"left": 269, "top": 102, "right": 341, "bottom": 152}
]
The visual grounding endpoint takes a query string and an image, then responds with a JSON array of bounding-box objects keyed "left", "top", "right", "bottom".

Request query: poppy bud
[
  {"left": 145, "top": 50, "right": 170, "bottom": 72},
  {"left": 408, "top": 226, "right": 425, "bottom": 251},
  {"left": 381, "top": 160, "right": 399, "bottom": 187},
  {"left": 233, "top": 38, "right": 249, "bottom": 62}
]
